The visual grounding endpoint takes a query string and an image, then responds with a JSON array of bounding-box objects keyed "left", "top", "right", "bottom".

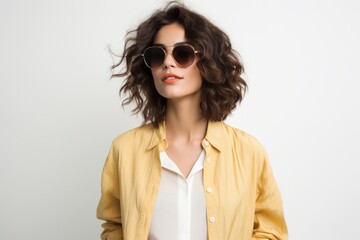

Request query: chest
[
  {"left": 165, "top": 139, "right": 203, "bottom": 178},
  {"left": 149, "top": 152, "right": 207, "bottom": 240}
]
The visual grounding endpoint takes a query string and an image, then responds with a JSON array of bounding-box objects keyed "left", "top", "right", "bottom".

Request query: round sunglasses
[{"left": 142, "top": 44, "right": 200, "bottom": 69}]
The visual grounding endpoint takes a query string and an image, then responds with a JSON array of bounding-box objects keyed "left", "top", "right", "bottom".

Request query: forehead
[{"left": 153, "top": 23, "right": 187, "bottom": 46}]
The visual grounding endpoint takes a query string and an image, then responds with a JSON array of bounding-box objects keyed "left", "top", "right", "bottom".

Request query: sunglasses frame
[{"left": 141, "top": 44, "right": 200, "bottom": 69}]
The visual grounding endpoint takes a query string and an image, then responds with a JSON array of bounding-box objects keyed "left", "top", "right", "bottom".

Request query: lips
[{"left": 161, "top": 73, "right": 183, "bottom": 83}]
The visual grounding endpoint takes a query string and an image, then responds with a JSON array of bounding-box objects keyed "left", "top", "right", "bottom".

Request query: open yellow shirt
[{"left": 97, "top": 121, "right": 288, "bottom": 239}]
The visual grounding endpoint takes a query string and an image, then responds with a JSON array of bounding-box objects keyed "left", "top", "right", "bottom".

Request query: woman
[{"left": 97, "top": 2, "right": 288, "bottom": 239}]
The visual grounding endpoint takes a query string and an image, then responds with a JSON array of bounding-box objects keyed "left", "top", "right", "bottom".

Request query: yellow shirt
[{"left": 96, "top": 121, "right": 288, "bottom": 240}]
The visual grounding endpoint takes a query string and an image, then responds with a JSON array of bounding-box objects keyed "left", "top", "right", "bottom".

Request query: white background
[{"left": 1, "top": 0, "right": 359, "bottom": 239}]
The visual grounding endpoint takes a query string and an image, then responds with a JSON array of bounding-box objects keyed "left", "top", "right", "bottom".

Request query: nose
[{"left": 162, "top": 49, "right": 176, "bottom": 69}]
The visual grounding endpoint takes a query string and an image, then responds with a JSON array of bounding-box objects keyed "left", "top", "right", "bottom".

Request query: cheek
[
  {"left": 151, "top": 70, "right": 162, "bottom": 93},
  {"left": 189, "top": 67, "right": 203, "bottom": 85},
  {"left": 191, "top": 60, "right": 202, "bottom": 80},
  {"left": 151, "top": 69, "right": 158, "bottom": 80}
]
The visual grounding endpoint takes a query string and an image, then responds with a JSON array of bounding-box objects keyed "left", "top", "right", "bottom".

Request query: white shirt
[{"left": 148, "top": 150, "right": 208, "bottom": 240}]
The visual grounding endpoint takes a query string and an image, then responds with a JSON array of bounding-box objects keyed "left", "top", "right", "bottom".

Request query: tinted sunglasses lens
[
  {"left": 173, "top": 45, "right": 195, "bottom": 67},
  {"left": 144, "top": 47, "right": 165, "bottom": 68}
]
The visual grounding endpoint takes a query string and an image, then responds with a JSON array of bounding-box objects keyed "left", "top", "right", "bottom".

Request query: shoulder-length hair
[{"left": 112, "top": 1, "right": 247, "bottom": 127}]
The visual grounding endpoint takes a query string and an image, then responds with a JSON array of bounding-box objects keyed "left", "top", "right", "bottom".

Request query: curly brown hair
[{"left": 112, "top": 1, "right": 247, "bottom": 127}]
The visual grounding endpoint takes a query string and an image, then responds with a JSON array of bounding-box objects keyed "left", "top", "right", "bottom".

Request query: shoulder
[
  {"left": 220, "top": 122, "right": 271, "bottom": 176},
  {"left": 222, "top": 122, "right": 267, "bottom": 155},
  {"left": 222, "top": 122, "right": 263, "bottom": 146},
  {"left": 111, "top": 123, "right": 155, "bottom": 150}
]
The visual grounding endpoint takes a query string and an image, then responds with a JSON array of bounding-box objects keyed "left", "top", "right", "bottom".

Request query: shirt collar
[
  {"left": 146, "top": 120, "right": 224, "bottom": 152},
  {"left": 204, "top": 121, "right": 224, "bottom": 152},
  {"left": 147, "top": 121, "right": 167, "bottom": 151}
]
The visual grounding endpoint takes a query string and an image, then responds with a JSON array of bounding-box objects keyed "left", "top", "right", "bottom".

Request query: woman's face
[{"left": 151, "top": 23, "right": 203, "bottom": 101}]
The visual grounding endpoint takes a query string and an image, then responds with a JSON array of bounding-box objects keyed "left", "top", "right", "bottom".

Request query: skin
[{"left": 152, "top": 23, "right": 207, "bottom": 178}]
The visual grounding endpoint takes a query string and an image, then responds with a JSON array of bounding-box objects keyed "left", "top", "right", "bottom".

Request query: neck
[{"left": 165, "top": 98, "right": 207, "bottom": 142}]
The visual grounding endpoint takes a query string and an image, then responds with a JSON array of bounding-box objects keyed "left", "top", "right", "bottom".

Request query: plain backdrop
[{"left": 1, "top": 0, "right": 359, "bottom": 239}]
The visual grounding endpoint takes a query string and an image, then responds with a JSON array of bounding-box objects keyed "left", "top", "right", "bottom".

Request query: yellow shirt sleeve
[
  {"left": 96, "top": 140, "right": 123, "bottom": 240},
  {"left": 252, "top": 151, "right": 288, "bottom": 239}
]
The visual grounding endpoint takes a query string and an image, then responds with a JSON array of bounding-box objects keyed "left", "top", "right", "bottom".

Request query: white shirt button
[
  {"left": 206, "top": 157, "right": 211, "bottom": 163},
  {"left": 206, "top": 187, "right": 213, "bottom": 193},
  {"left": 209, "top": 217, "right": 216, "bottom": 223},
  {"left": 203, "top": 140, "right": 209, "bottom": 146}
]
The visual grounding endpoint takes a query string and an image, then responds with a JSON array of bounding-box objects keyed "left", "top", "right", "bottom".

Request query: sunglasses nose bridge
[{"left": 162, "top": 47, "right": 177, "bottom": 68}]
